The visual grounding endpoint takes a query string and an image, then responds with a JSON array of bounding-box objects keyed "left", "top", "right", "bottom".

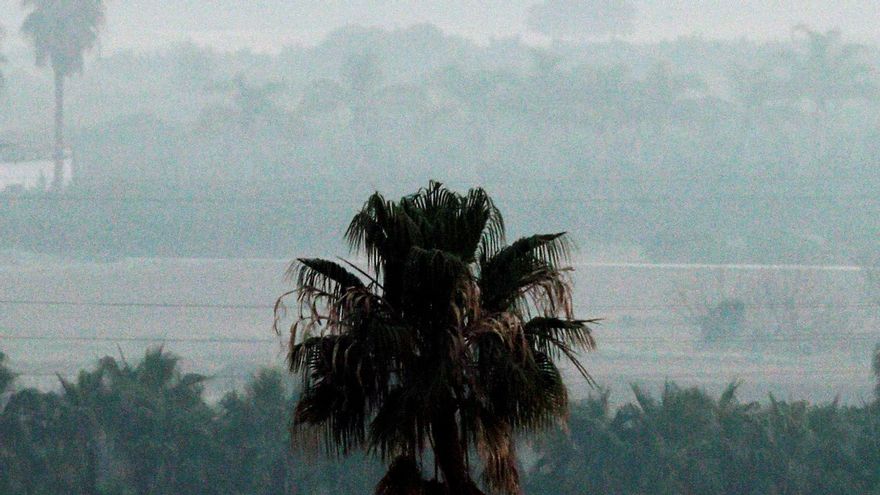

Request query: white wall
[{"left": 0, "top": 158, "right": 72, "bottom": 192}]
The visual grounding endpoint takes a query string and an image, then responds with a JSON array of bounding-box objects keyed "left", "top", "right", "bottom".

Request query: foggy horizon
[{"left": 3, "top": 1, "right": 880, "bottom": 55}]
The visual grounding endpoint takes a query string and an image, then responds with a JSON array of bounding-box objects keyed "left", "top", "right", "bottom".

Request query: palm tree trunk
[
  {"left": 52, "top": 68, "right": 65, "bottom": 191},
  {"left": 83, "top": 438, "right": 99, "bottom": 495},
  {"left": 431, "top": 407, "right": 484, "bottom": 495}
]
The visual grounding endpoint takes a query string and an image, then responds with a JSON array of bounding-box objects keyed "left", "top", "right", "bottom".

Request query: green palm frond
[
  {"left": 347, "top": 192, "right": 421, "bottom": 276},
  {"left": 479, "top": 233, "right": 574, "bottom": 315},
  {"left": 490, "top": 232, "right": 572, "bottom": 268},
  {"left": 291, "top": 335, "right": 369, "bottom": 456},
  {"left": 525, "top": 317, "right": 597, "bottom": 352},
  {"left": 293, "top": 377, "right": 367, "bottom": 456},
  {"left": 524, "top": 317, "right": 598, "bottom": 383},
  {"left": 400, "top": 181, "right": 504, "bottom": 263},
  {"left": 467, "top": 187, "right": 505, "bottom": 260},
  {"left": 369, "top": 388, "right": 431, "bottom": 461},
  {"left": 401, "top": 247, "right": 471, "bottom": 322},
  {"left": 291, "top": 258, "right": 366, "bottom": 293}
]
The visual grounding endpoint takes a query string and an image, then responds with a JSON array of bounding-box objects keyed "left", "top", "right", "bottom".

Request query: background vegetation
[
  {"left": 1, "top": 24, "right": 878, "bottom": 262},
  {"left": 2, "top": 346, "right": 879, "bottom": 494}
]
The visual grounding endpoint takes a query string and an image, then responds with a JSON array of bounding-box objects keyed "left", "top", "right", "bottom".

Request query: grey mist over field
[{"left": 0, "top": 0, "right": 879, "bottom": 409}]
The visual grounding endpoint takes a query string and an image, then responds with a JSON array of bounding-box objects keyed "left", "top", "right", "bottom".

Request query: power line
[
  {"left": 594, "top": 335, "right": 880, "bottom": 344},
  {"left": 0, "top": 298, "right": 876, "bottom": 311},
  {"left": 12, "top": 371, "right": 259, "bottom": 380},
  {"left": 583, "top": 369, "right": 874, "bottom": 379},
  {"left": 20, "top": 175, "right": 879, "bottom": 185},
  {"left": 11, "top": 368, "right": 871, "bottom": 381},
  {"left": 0, "top": 193, "right": 877, "bottom": 206},
  {"left": 0, "top": 334, "right": 280, "bottom": 344},
  {"left": 1, "top": 331, "right": 877, "bottom": 346},
  {"left": 0, "top": 299, "right": 271, "bottom": 310}
]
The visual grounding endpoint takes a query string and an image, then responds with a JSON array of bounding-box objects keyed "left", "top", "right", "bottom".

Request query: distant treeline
[
  {"left": 1, "top": 25, "right": 879, "bottom": 262},
  {"left": 2, "top": 347, "right": 879, "bottom": 494}
]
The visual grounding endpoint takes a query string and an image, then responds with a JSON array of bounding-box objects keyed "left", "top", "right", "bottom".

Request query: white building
[{"left": 0, "top": 149, "right": 72, "bottom": 192}]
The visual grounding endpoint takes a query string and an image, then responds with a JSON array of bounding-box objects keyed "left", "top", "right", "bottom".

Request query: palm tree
[
  {"left": 204, "top": 74, "right": 287, "bottom": 130},
  {"left": 0, "top": 25, "right": 7, "bottom": 90},
  {"left": 873, "top": 345, "right": 880, "bottom": 402},
  {"left": 0, "top": 352, "right": 15, "bottom": 394},
  {"left": 275, "top": 181, "right": 598, "bottom": 494},
  {"left": 787, "top": 25, "right": 876, "bottom": 114},
  {"left": 20, "top": 0, "right": 105, "bottom": 190}
]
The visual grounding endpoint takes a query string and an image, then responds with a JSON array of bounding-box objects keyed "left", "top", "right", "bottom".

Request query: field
[{"left": 1, "top": 255, "right": 877, "bottom": 403}]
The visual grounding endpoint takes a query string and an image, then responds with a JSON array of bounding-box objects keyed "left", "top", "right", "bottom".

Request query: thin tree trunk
[
  {"left": 83, "top": 438, "right": 99, "bottom": 495},
  {"left": 52, "top": 68, "right": 65, "bottom": 191},
  {"left": 431, "top": 407, "right": 484, "bottom": 495}
]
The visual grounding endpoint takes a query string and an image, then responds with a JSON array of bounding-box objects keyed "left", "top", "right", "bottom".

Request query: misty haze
[{"left": 0, "top": 1, "right": 879, "bottom": 494}]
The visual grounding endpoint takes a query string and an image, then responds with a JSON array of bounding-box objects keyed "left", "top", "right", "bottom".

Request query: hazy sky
[{"left": 2, "top": 0, "right": 879, "bottom": 53}]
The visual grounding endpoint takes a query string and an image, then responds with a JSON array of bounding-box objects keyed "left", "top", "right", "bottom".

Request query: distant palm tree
[
  {"left": 0, "top": 352, "right": 15, "bottom": 394},
  {"left": 873, "top": 345, "right": 880, "bottom": 401},
  {"left": 788, "top": 25, "right": 876, "bottom": 114},
  {"left": 205, "top": 74, "right": 287, "bottom": 129},
  {"left": 20, "top": 0, "right": 105, "bottom": 190},
  {"left": 60, "top": 348, "right": 214, "bottom": 493},
  {"left": 275, "top": 181, "right": 598, "bottom": 494},
  {"left": 0, "top": 25, "right": 7, "bottom": 90}
]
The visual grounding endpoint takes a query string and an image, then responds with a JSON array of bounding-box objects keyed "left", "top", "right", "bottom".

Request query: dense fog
[{"left": 0, "top": 2, "right": 879, "bottom": 494}]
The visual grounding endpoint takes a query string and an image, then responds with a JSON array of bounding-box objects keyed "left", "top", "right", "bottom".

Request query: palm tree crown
[
  {"left": 21, "top": 0, "right": 105, "bottom": 190},
  {"left": 789, "top": 25, "right": 876, "bottom": 111},
  {"left": 21, "top": 0, "right": 105, "bottom": 76},
  {"left": 0, "top": 25, "right": 7, "bottom": 89},
  {"left": 276, "top": 181, "right": 597, "bottom": 494}
]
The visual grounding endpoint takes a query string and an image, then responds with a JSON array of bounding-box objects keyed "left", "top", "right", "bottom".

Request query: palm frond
[
  {"left": 346, "top": 192, "right": 421, "bottom": 277},
  {"left": 369, "top": 391, "right": 423, "bottom": 461},
  {"left": 401, "top": 247, "right": 471, "bottom": 323},
  {"left": 631, "top": 384, "right": 657, "bottom": 415},
  {"left": 475, "top": 415, "right": 520, "bottom": 495},
  {"left": 479, "top": 234, "right": 576, "bottom": 316},
  {"left": 292, "top": 378, "right": 367, "bottom": 456},
  {"left": 291, "top": 335, "right": 369, "bottom": 456},
  {"left": 290, "top": 257, "right": 365, "bottom": 294},
  {"left": 399, "top": 181, "right": 504, "bottom": 263},
  {"left": 490, "top": 232, "right": 572, "bottom": 268},
  {"left": 718, "top": 381, "right": 742, "bottom": 410},
  {"left": 467, "top": 187, "right": 505, "bottom": 260},
  {"left": 280, "top": 258, "right": 369, "bottom": 336},
  {"left": 524, "top": 316, "right": 598, "bottom": 357}
]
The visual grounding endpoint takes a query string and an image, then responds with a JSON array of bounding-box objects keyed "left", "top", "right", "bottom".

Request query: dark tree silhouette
[
  {"left": 874, "top": 345, "right": 880, "bottom": 401},
  {"left": 275, "top": 181, "right": 598, "bottom": 494},
  {"left": 0, "top": 352, "right": 14, "bottom": 394},
  {"left": 20, "top": 0, "right": 105, "bottom": 190}
]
